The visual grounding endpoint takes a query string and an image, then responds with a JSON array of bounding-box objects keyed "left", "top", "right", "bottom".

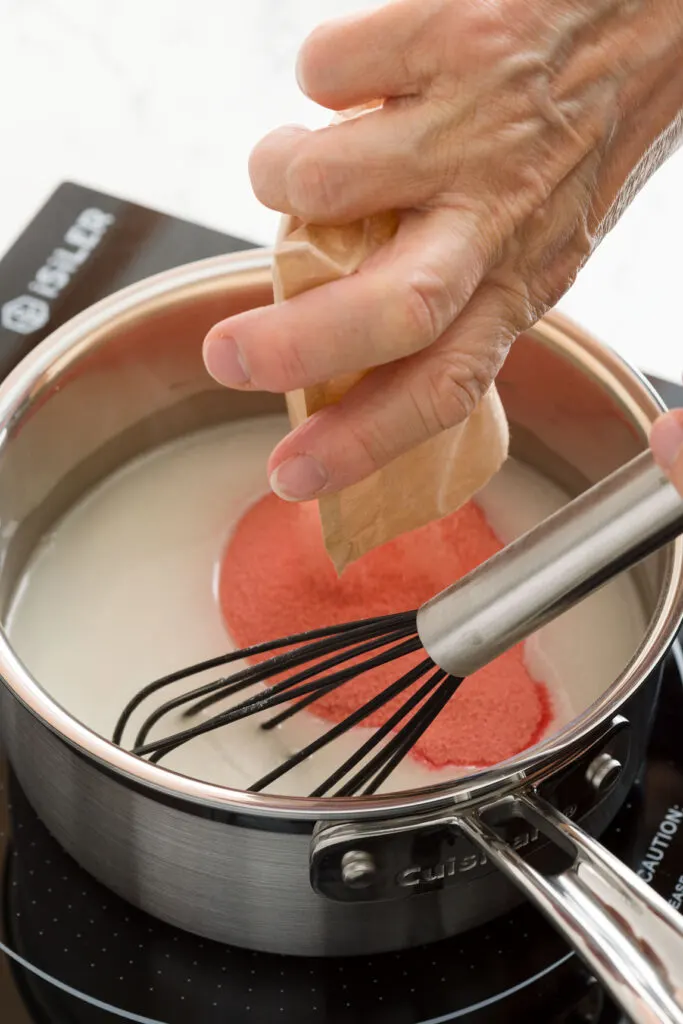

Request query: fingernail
[
  {"left": 651, "top": 412, "right": 683, "bottom": 470},
  {"left": 270, "top": 455, "right": 328, "bottom": 501},
  {"left": 203, "top": 335, "right": 250, "bottom": 387}
]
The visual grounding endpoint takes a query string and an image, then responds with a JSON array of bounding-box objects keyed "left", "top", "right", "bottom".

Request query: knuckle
[
  {"left": 249, "top": 331, "right": 309, "bottom": 391},
  {"left": 248, "top": 139, "right": 282, "bottom": 207},
  {"left": 286, "top": 152, "right": 338, "bottom": 219},
  {"left": 402, "top": 268, "right": 458, "bottom": 350},
  {"left": 527, "top": 270, "right": 569, "bottom": 312},
  {"left": 496, "top": 277, "right": 536, "bottom": 327},
  {"left": 422, "top": 353, "right": 491, "bottom": 434},
  {"left": 484, "top": 264, "right": 540, "bottom": 334},
  {"left": 442, "top": 197, "right": 509, "bottom": 272},
  {"left": 406, "top": 387, "right": 438, "bottom": 445},
  {"left": 543, "top": 222, "right": 594, "bottom": 300},
  {"left": 509, "top": 219, "right": 593, "bottom": 316},
  {"left": 484, "top": 195, "right": 525, "bottom": 252},
  {"left": 249, "top": 126, "right": 311, "bottom": 209},
  {"left": 271, "top": 339, "right": 310, "bottom": 391},
  {"left": 347, "top": 419, "right": 393, "bottom": 475}
]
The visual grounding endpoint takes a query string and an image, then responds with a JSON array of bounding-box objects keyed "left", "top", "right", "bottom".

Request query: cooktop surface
[{"left": 0, "top": 183, "right": 682, "bottom": 1024}]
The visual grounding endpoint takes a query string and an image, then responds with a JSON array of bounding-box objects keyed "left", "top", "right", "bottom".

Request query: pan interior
[
  {"left": 2, "top": 406, "right": 648, "bottom": 798},
  {"left": 0, "top": 268, "right": 670, "bottom": 808}
]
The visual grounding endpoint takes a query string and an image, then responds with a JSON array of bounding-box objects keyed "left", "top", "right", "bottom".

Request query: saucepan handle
[{"left": 458, "top": 792, "right": 683, "bottom": 1024}]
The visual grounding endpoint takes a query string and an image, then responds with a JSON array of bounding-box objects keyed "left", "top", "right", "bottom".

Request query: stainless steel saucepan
[{"left": 0, "top": 249, "right": 682, "bottom": 1023}]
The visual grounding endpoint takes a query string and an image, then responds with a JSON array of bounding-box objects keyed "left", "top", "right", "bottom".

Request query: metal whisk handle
[{"left": 416, "top": 449, "right": 683, "bottom": 678}]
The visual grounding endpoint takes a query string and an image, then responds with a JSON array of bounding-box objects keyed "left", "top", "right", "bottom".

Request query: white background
[{"left": 1, "top": 0, "right": 681, "bottom": 380}]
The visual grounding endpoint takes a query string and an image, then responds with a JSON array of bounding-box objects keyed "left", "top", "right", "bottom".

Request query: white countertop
[{"left": 1, "top": 0, "right": 681, "bottom": 382}]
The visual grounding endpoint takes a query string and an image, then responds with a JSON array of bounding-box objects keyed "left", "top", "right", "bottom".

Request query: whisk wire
[
  {"left": 358, "top": 672, "right": 460, "bottom": 796},
  {"left": 113, "top": 610, "right": 416, "bottom": 747},
  {"left": 116, "top": 609, "right": 467, "bottom": 796},
  {"left": 248, "top": 657, "right": 437, "bottom": 793},
  {"left": 310, "top": 663, "right": 444, "bottom": 797},
  {"left": 184, "top": 614, "right": 418, "bottom": 721},
  {"left": 133, "top": 634, "right": 422, "bottom": 761},
  {"left": 132, "top": 623, "right": 414, "bottom": 750},
  {"left": 259, "top": 684, "right": 338, "bottom": 731},
  {"left": 337, "top": 669, "right": 452, "bottom": 796}
]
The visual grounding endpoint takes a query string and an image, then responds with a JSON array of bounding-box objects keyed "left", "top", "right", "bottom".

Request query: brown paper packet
[{"left": 272, "top": 113, "right": 509, "bottom": 574}]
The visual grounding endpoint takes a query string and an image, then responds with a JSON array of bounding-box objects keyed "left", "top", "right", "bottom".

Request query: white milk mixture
[{"left": 6, "top": 415, "right": 647, "bottom": 796}]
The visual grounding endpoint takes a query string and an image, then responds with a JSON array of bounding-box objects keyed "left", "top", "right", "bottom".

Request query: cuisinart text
[{"left": 396, "top": 803, "right": 578, "bottom": 888}]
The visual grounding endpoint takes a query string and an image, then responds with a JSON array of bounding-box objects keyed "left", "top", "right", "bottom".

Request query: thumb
[{"left": 650, "top": 409, "right": 683, "bottom": 497}]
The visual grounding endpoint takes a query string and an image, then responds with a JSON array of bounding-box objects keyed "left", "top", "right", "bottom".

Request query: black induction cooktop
[{"left": 0, "top": 182, "right": 682, "bottom": 1024}]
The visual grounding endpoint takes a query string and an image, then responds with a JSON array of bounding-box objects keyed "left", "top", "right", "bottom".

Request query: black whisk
[
  {"left": 113, "top": 450, "right": 683, "bottom": 797},
  {"left": 113, "top": 609, "right": 463, "bottom": 796}
]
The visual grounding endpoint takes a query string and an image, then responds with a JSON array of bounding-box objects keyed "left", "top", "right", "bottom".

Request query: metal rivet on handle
[
  {"left": 585, "top": 752, "right": 622, "bottom": 793},
  {"left": 341, "top": 850, "right": 376, "bottom": 889}
]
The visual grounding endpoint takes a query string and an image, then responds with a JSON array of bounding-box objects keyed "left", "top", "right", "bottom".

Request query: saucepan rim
[{"left": 0, "top": 247, "right": 680, "bottom": 823}]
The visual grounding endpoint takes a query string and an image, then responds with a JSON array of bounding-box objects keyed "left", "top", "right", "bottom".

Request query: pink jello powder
[{"left": 219, "top": 495, "right": 550, "bottom": 769}]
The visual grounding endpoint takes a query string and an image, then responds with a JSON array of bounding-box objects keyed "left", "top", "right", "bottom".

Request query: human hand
[
  {"left": 651, "top": 410, "right": 683, "bottom": 497},
  {"left": 204, "top": 0, "right": 683, "bottom": 501}
]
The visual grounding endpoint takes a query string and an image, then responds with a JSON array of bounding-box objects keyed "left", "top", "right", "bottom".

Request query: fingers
[
  {"left": 249, "top": 102, "right": 448, "bottom": 223},
  {"left": 248, "top": 126, "right": 312, "bottom": 217},
  {"left": 203, "top": 210, "right": 497, "bottom": 393},
  {"left": 651, "top": 409, "right": 683, "bottom": 497},
  {"left": 295, "top": 1, "right": 436, "bottom": 110},
  {"left": 266, "top": 281, "right": 520, "bottom": 500}
]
